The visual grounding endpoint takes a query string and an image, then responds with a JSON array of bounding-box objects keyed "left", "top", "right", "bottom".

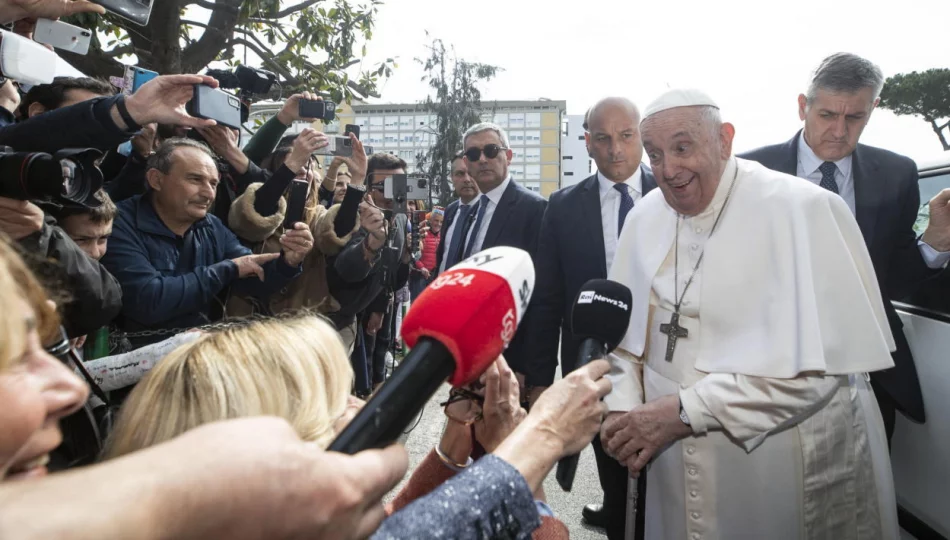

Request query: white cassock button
[
  {"left": 688, "top": 467, "right": 697, "bottom": 476},
  {"left": 690, "top": 243, "right": 699, "bottom": 250},
  {"left": 692, "top": 534, "right": 701, "bottom": 540},
  {"left": 687, "top": 446, "right": 695, "bottom": 455},
  {"left": 691, "top": 511, "right": 701, "bottom": 520},
  {"left": 690, "top": 490, "right": 698, "bottom": 498},
  {"left": 695, "top": 226, "right": 703, "bottom": 234}
]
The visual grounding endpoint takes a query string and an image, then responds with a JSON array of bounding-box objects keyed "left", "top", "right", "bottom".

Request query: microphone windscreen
[
  {"left": 402, "top": 246, "right": 535, "bottom": 387},
  {"left": 571, "top": 279, "right": 633, "bottom": 353}
]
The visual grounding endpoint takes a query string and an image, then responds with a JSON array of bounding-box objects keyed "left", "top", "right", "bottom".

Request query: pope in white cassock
[{"left": 600, "top": 89, "right": 898, "bottom": 540}]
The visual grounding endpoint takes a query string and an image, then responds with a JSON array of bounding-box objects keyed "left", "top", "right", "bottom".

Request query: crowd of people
[{"left": 2, "top": 1, "right": 950, "bottom": 539}]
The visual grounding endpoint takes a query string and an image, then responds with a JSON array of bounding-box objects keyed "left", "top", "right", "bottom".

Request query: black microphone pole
[
  {"left": 328, "top": 338, "right": 454, "bottom": 454},
  {"left": 555, "top": 338, "right": 606, "bottom": 492}
]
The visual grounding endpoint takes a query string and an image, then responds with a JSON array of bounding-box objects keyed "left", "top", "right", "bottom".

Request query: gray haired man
[
  {"left": 456, "top": 122, "right": 547, "bottom": 394},
  {"left": 742, "top": 52, "right": 950, "bottom": 442}
]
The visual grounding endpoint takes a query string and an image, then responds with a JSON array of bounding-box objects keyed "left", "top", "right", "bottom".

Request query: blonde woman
[
  {"left": 103, "top": 313, "right": 618, "bottom": 539},
  {"left": 0, "top": 238, "right": 88, "bottom": 481}
]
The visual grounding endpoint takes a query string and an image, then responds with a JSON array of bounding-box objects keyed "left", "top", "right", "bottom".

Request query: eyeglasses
[
  {"left": 439, "top": 387, "right": 485, "bottom": 426},
  {"left": 463, "top": 144, "right": 508, "bottom": 162}
]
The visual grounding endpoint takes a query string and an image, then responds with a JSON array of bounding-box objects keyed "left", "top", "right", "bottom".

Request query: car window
[
  {"left": 913, "top": 172, "right": 950, "bottom": 235},
  {"left": 905, "top": 170, "right": 950, "bottom": 316}
]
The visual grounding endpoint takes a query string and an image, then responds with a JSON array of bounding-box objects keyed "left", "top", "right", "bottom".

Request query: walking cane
[{"left": 625, "top": 467, "right": 647, "bottom": 540}]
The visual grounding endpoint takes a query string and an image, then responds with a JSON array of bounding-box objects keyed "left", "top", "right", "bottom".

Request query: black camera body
[{"left": 0, "top": 146, "right": 104, "bottom": 208}]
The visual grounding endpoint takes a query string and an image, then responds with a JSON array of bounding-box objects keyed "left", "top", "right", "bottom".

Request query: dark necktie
[
  {"left": 614, "top": 183, "right": 634, "bottom": 237},
  {"left": 819, "top": 161, "right": 839, "bottom": 194},
  {"left": 444, "top": 203, "right": 473, "bottom": 269},
  {"left": 463, "top": 195, "right": 491, "bottom": 259}
]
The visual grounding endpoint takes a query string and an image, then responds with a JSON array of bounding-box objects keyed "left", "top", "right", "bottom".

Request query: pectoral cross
[{"left": 659, "top": 311, "right": 688, "bottom": 362}]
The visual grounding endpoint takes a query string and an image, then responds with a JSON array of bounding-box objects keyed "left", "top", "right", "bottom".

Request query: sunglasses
[{"left": 463, "top": 144, "right": 508, "bottom": 162}]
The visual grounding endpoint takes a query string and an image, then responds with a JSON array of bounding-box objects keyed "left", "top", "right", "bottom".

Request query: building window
[
  {"left": 511, "top": 149, "right": 524, "bottom": 163},
  {"left": 525, "top": 148, "right": 541, "bottom": 162},
  {"left": 563, "top": 155, "right": 573, "bottom": 160},
  {"left": 510, "top": 165, "right": 525, "bottom": 180},
  {"left": 509, "top": 130, "right": 525, "bottom": 146},
  {"left": 578, "top": 135, "right": 584, "bottom": 140},
  {"left": 525, "top": 112, "right": 541, "bottom": 128},
  {"left": 525, "top": 130, "right": 541, "bottom": 143},
  {"left": 564, "top": 172, "right": 574, "bottom": 176},
  {"left": 493, "top": 113, "right": 508, "bottom": 128},
  {"left": 384, "top": 135, "right": 396, "bottom": 144},
  {"left": 509, "top": 113, "right": 525, "bottom": 128},
  {"left": 356, "top": 117, "right": 369, "bottom": 128},
  {"left": 384, "top": 116, "right": 398, "bottom": 129},
  {"left": 524, "top": 181, "right": 541, "bottom": 192},
  {"left": 399, "top": 115, "right": 414, "bottom": 129},
  {"left": 525, "top": 165, "right": 541, "bottom": 179},
  {"left": 369, "top": 117, "right": 383, "bottom": 128}
]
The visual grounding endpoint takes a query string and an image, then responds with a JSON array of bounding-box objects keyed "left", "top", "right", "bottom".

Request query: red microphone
[{"left": 328, "top": 246, "right": 535, "bottom": 454}]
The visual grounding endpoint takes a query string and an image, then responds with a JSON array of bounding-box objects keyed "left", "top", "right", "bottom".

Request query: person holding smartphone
[{"left": 214, "top": 127, "right": 369, "bottom": 319}]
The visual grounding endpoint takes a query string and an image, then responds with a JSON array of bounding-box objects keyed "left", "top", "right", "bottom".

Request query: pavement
[{"left": 390, "top": 383, "right": 609, "bottom": 540}]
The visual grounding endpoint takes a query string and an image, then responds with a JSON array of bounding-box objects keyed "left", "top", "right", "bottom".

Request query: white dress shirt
[
  {"left": 438, "top": 198, "right": 477, "bottom": 273},
  {"left": 598, "top": 168, "right": 643, "bottom": 271},
  {"left": 464, "top": 175, "right": 511, "bottom": 256},
  {"left": 797, "top": 132, "right": 949, "bottom": 269}
]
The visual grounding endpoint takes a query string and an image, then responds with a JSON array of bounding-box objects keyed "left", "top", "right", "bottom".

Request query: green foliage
[
  {"left": 879, "top": 69, "right": 950, "bottom": 150},
  {"left": 63, "top": 0, "right": 395, "bottom": 104},
  {"left": 415, "top": 36, "right": 500, "bottom": 205}
]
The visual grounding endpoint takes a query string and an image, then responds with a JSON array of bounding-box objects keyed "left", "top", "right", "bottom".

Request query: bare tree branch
[
  {"left": 187, "top": 0, "right": 240, "bottom": 13},
  {"left": 274, "top": 0, "right": 323, "bottom": 18},
  {"left": 228, "top": 38, "right": 301, "bottom": 87}
]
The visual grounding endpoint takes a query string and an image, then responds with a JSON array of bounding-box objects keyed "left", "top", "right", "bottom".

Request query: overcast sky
[{"left": 353, "top": 0, "right": 949, "bottom": 164}]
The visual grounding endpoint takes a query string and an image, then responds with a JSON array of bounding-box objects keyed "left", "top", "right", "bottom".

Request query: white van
[{"left": 893, "top": 153, "right": 950, "bottom": 540}]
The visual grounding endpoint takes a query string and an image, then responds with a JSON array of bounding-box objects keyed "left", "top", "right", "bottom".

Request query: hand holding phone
[
  {"left": 186, "top": 85, "right": 242, "bottom": 130},
  {"left": 32, "top": 19, "right": 91, "bottom": 55},
  {"left": 282, "top": 179, "right": 310, "bottom": 231}
]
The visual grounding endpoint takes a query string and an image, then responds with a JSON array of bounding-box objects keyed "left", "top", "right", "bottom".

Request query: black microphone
[{"left": 555, "top": 279, "right": 632, "bottom": 492}]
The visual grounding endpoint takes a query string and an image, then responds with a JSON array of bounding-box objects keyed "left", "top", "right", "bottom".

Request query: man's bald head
[
  {"left": 587, "top": 97, "right": 640, "bottom": 131},
  {"left": 584, "top": 97, "right": 644, "bottom": 182}
]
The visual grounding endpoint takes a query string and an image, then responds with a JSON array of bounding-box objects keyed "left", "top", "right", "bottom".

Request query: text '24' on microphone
[
  {"left": 328, "top": 246, "right": 536, "bottom": 454},
  {"left": 555, "top": 279, "right": 632, "bottom": 492}
]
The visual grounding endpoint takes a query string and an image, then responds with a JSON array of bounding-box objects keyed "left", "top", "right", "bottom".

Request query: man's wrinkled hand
[{"left": 600, "top": 394, "right": 692, "bottom": 476}]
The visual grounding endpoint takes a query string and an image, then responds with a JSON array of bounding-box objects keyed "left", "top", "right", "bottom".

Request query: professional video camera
[
  {"left": 0, "top": 146, "right": 104, "bottom": 208},
  {"left": 204, "top": 65, "right": 278, "bottom": 124}
]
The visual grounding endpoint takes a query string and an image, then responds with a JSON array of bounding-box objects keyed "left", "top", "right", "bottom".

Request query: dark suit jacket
[
  {"left": 476, "top": 180, "right": 548, "bottom": 375},
  {"left": 522, "top": 165, "right": 657, "bottom": 387},
  {"left": 741, "top": 132, "right": 929, "bottom": 422},
  {"left": 434, "top": 199, "right": 461, "bottom": 275}
]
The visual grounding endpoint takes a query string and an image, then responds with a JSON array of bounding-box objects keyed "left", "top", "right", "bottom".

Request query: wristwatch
[{"left": 678, "top": 397, "right": 691, "bottom": 426}]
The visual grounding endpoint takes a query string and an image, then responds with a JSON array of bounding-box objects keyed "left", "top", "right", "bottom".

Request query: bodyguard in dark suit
[
  {"left": 741, "top": 53, "right": 950, "bottom": 441},
  {"left": 435, "top": 154, "right": 480, "bottom": 276},
  {"left": 520, "top": 98, "right": 656, "bottom": 538},
  {"left": 457, "top": 122, "right": 547, "bottom": 380}
]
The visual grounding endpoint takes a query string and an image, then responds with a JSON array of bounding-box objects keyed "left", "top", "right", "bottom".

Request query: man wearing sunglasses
[{"left": 454, "top": 122, "right": 547, "bottom": 398}]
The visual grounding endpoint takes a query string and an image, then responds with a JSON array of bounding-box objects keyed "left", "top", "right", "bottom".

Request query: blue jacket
[{"left": 102, "top": 193, "right": 301, "bottom": 334}]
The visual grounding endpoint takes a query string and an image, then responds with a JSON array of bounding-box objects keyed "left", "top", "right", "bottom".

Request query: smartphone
[
  {"left": 122, "top": 66, "right": 158, "bottom": 95},
  {"left": 92, "top": 0, "right": 154, "bottom": 26},
  {"left": 298, "top": 99, "right": 337, "bottom": 121},
  {"left": 282, "top": 179, "right": 309, "bottom": 230},
  {"left": 313, "top": 136, "right": 374, "bottom": 158},
  {"left": 186, "top": 85, "right": 242, "bottom": 130},
  {"left": 344, "top": 124, "right": 360, "bottom": 140},
  {"left": 32, "top": 19, "right": 91, "bottom": 55}
]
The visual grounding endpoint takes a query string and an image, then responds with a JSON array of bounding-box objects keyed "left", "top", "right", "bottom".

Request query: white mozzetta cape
[{"left": 610, "top": 157, "right": 896, "bottom": 378}]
